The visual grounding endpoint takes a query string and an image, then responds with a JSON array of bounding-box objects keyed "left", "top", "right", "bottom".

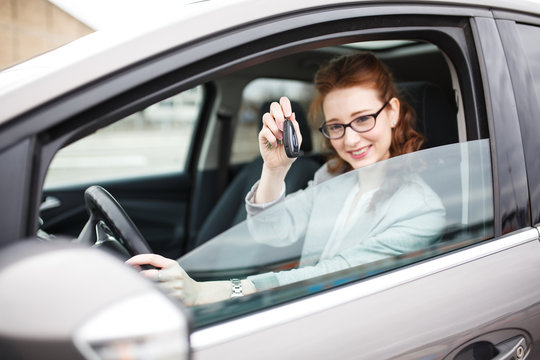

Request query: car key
[{"left": 283, "top": 117, "right": 300, "bottom": 158}]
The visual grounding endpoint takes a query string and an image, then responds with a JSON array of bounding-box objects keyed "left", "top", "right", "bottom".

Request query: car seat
[
  {"left": 397, "top": 82, "right": 470, "bottom": 242},
  {"left": 396, "top": 81, "right": 458, "bottom": 149},
  {"left": 194, "top": 101, "right": 321, "bottom": 248}
]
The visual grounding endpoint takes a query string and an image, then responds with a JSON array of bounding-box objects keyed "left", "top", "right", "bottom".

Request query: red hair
[{"left": 309, "top": 53, "right": 424, "bottom": 173}]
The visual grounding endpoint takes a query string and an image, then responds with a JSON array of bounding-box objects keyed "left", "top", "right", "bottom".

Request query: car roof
[{"left": 0, "top": 0, "right": 538, "bottom": 125}]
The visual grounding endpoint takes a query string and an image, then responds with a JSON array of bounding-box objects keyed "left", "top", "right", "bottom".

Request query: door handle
[
  {"left": 492, "top": 336, "right": 526, "bottom": 360},
  {"left": 454, "top": 336, "right": 527, "bottom": 360}
]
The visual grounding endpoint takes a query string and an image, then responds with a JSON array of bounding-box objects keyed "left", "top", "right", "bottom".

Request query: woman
[{"left": 127, "top": 53, "right": 446, "bottom": 305}]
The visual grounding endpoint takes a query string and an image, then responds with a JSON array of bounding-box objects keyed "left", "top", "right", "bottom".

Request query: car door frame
[{"left": 494, "top": 11, "right": 540, "bottom": 228}]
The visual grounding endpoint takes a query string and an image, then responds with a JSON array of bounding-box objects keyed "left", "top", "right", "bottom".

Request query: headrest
[
  {"left": 396, "top": 82, "right": 458, "bottom": 149},
  {"left": 260, "top": 100, "right": 313, "bottom": 153}
]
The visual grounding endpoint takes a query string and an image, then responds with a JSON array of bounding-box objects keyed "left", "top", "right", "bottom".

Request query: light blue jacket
[{"left": 245, "top": 163, "right": 446, "bottom": 291}]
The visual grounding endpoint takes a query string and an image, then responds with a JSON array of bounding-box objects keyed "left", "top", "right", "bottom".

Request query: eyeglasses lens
[
  {"left": 321, "top": 116, "right": 375, "bottom": 139},
  {"left": 351, "top": 116, "right": 376, "bottom": 132}
]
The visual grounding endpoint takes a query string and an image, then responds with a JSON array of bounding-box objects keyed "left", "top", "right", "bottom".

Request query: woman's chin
[{"left": 349, "top": 158, "right": 375, "bottom": 170}]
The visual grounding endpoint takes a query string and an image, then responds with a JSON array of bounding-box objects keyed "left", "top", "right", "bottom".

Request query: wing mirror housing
[{"left": 0, "top": 239, "right": 190, "bottom": 360}]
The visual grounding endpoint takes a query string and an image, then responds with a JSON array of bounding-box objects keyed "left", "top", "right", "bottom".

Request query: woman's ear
[{"left": 388, "top": 97, "right": 400, "bottom": 127}]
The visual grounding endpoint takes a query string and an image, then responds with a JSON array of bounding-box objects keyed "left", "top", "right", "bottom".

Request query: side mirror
[{"left": 0, "top": 239, "right": 190, "bottom": 360}]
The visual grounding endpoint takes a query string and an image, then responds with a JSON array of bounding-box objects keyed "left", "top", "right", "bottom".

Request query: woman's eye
[
  {"left": 354, "top": 116, "right": 371, "bottom": 124},
  {"left": 327, "top": 124, "right": 343, "bottom": 132}
]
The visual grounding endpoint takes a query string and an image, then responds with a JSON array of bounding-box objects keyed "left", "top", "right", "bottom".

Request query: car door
[
  {"left": 175, "top": 3, "right": 540, "bottom": 360},
  {"left": 2, "top": 1, "right": 540, "bottom": 359}
]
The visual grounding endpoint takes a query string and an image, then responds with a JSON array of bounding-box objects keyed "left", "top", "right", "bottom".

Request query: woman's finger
[
  {"left": 126, "top": 253, "right": 175, "bottom": 268},
  {"left": 259, "top": 126, "right": 278, "bottom": 148},
  {"left": 279, "top": 96, "right": 292, "bottom": 118},
  {"left": 140, "top": 268, "right": 160, "bottom": 281},
  {"left": 261, "top": 112, "right": 281, "bottom": 140},
  {"left": 269, "top": 102, "right": 285, "bottom": 134}
]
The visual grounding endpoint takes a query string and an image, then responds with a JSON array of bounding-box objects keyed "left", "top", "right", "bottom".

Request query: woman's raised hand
[{"left": 259, "top": 97, "right": 303, "bottom": 169}]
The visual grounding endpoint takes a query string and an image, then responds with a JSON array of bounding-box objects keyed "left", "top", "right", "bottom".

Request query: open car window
[
  {"left": 44, "top": 86, "right": 204, "bottom": 188},
  {"left": 181, "top": 139, "right": 493, "bottom": 326}
]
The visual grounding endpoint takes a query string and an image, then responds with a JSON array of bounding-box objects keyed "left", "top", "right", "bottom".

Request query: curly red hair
[{"left": 309, "top": 53, "right": 424, "bottom": 173}]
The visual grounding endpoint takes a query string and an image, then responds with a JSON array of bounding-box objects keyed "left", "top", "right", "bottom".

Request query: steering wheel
[{"left": 77, "top": 185, "right": 152, "bottom": 258}]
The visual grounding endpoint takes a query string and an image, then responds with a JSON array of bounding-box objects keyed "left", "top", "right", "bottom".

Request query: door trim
[{"left": 191, "top": 227, "right": 539, "bottom": 349}]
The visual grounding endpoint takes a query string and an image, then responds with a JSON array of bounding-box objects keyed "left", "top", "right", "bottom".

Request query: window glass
[
  {"left": 230, "top": 78, "right": 319, "bottom": 164},
  {"left": 516, "top": 24, "right": 540, "bottom": 105},
  {"left": 181, "top": 140, "right": 494, "bottom": 326},
  {"left": 44, "top": 86, "right": 203, "bottom": 188}
]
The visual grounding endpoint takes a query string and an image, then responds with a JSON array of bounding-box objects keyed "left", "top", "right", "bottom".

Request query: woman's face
[{"left": 322, "top": 85, "right": 399, "bottom": 170}]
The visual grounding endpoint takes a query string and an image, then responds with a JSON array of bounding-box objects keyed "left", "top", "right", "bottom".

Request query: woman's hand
[
  {"left": 259, "top": 97, "right": 303, "bottom": 169},
  {"left": 126, "top": 254, "right": 257, "bottom": 305},
  {"left": 126, "top": 254, "right": 200, "bottom": 306},
  {"left": 255, "top": 97, "right": 303, "bottom": 204}
]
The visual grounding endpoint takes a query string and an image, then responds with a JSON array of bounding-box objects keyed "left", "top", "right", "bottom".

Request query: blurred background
[
  {"left": 0, "top": 0, "right": 94, "bottom": 70},
  {"left": 0, "top": 0, "right": 216, "bottom": 70},
  {"left": 3, "top": 0, "right": 540, "bottom": 71}
]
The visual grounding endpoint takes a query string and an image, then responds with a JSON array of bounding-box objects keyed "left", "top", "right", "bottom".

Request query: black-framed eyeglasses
[{"left": 318, "top": 100, "right": 390, "bottom": 140}]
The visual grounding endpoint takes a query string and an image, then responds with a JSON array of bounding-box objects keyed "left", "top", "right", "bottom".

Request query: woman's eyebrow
[
  {"left": 350, "top": 108, "right": 373, "bottom": 117},
  {"left": 325, "top": 108, "right": 373, "bottom": 123},
  {"left": 325, "top": 117, "right": 340, "bottom": 124}
]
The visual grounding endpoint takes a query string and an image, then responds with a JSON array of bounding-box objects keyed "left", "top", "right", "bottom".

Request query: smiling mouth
[{"left": 350, "top": 146, "right": 370, "bottom": 158}]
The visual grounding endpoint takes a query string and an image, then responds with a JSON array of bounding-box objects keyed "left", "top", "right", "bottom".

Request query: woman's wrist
[
  {"left": 255, "top": 164, "right": 289, "bottom": 204},
  {"left": 194, "top": 279, "right": 256, "bottom": 305}
]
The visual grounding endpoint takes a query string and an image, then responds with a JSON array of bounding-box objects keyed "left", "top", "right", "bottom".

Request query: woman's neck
[{"left": 356, "top": 162, "right": 387, "bottom": 194}]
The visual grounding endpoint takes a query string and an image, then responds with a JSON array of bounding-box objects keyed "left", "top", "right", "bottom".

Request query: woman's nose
[{"left": 343, "top": 126, "right": 361, "bottom": 146}]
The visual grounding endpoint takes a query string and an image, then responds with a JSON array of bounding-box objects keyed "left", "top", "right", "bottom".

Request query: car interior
[{"left": 40, "top": 38, "right": 468, "bottom": 262}]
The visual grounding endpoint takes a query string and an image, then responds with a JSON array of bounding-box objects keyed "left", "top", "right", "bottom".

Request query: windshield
[{"left": 181, "top": 140, "right": 493, "bottom": 326}]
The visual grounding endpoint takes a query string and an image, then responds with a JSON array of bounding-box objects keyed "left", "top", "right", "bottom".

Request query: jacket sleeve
[
  {"left": 244, "top": 163, "right": 330, "bottom": 217},
  {"left": 245, "top": 182, "right": 314, "bottom": 248},
  {"left": 243, "top": 164, "right": 330, "bottom": 247}
]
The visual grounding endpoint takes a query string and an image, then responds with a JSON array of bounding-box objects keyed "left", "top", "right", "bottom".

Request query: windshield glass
[{"left": 181, "top": 140, "right": 493, "bottom": 326}]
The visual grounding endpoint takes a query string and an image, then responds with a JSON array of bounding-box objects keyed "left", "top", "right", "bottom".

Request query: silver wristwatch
[{"left": 230, "top": 278, "right": 243, "bottom": 298}]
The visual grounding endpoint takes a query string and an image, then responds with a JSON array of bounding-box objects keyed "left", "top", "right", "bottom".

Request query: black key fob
[{"left": 283, "top": 118, "right": 300, "bottom": 158}]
